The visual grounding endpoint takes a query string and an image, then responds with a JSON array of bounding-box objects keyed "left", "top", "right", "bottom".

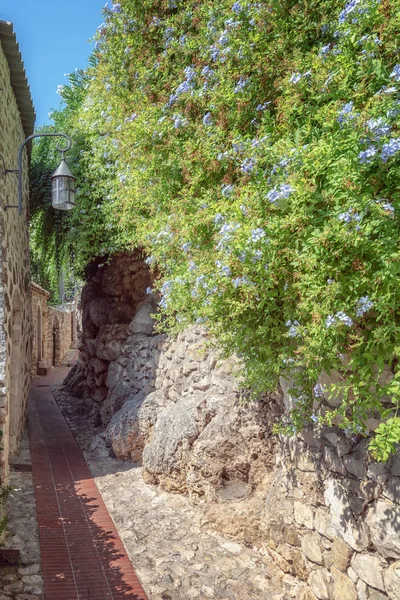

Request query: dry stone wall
[
  {"left": 65, "top": 253, "right": 400, "bottom": 600},
  {"left": 0, "top": 36, "right": 33, "bottom": 479}
]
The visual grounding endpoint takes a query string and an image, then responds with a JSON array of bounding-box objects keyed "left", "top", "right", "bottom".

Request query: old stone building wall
[
  {"left": 0, "top": 22, "right": 35, "bottom": 480},
  {"left": 31, "top": 282, "right": 50, "bottom": 375},
  {"left": 31, "top": 282, "right": 78, "bottom": 375},
  {"left": 65, "top": 252, "right": 400, "bottom": 600}
]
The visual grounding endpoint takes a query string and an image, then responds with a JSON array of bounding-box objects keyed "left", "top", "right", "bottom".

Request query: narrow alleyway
[{"left": 28, "top": 369, "right": 148, "bottom": 600}]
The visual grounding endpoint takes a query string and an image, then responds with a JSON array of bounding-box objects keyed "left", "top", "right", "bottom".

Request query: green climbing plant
[{"left": 31, "top": 0, "right": 400, "bottom": 460}]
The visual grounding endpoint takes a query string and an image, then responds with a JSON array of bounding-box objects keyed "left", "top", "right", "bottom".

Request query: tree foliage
[{"left": 42, "top": 0, "right": 400, "bottom": 459}]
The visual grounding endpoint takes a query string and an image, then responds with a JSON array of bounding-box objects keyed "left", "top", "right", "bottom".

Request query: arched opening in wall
[
  {"left": 52, "top": 316, "right": 61, "bottom": 367},
  {"left": 36, "top": 305, "right": 42, "bottom": 366},
  {"left": 9, "top": 292, "right": 23, "bottom": 458}
]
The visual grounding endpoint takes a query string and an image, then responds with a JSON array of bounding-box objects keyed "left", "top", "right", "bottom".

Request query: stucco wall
[{"left": 0, "top": 38, "right": 33, "bottom": 478}]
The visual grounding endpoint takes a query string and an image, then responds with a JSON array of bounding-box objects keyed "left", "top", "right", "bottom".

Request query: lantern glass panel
[{"left": 52, "top": 175, "right": 75, "bottom": 210}]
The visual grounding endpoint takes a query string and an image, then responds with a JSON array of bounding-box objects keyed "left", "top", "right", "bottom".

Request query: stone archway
[
  {"left": 9, "top": 291, "right": 22, "bottom": 457},
  {"left": 52, "top": 315, "right": 61, "bottom": 367}
]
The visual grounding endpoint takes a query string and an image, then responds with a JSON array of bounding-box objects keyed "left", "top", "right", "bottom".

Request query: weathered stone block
[
  {"left": 351, "top": 553, "right": 385, "bottom": 591},
  {"left": 383, "top": 560, "right": 400, "bottom": 600},
  {"left": 366, "top": 500, "right": 400, "bottom": 559},
  {"left": 308, "top": 568, "right": 333, "bottom": 600},
  {"left": 294, "top": 502, "right": 314, "bottom": 530},
  {"left": 330, "top": 537, "right": 353, "bottom": 572},
  {"left": 331, "top": 567, "right": 357, "bottom": 600},
  {"left": 301, "top": 533, "right": 323, "bottom": 565}
]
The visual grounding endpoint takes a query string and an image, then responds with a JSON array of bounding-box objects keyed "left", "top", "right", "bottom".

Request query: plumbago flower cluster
[{"left": 45, "top": 0, "right": 400, "bottom": 461}]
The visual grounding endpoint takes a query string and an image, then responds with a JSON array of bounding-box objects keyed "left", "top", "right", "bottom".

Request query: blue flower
[
  {"left": 109, "top": 3, "right": 121, "bottom": 14},
  {"left": 176, "top": 80, "right": 193, "bottom": 94},
  {"left": 214, "top": 213, "right": 225, "bottom": 224},
  {"left": 202, "top": 66, "right": 214, "bottom": 77},
  {"left": 355, "top": 296, "right": 373, "bottom": 317},
  {"left": 216, "top": 260, "right": 231, "bottom": 276},
  {"left": 218, "top": 31, "right": 230, "bottom": 46},
  {"left": 310, "top": 414, "right": 319, "bottom": 423},
  {"left": 326, "top": 315, "right": 336, "bottom": 327},
  {"left": 251, "top": 250, "right": 263, "bottom": 263},
  {"left": 257, "top": 102, "right": 271, "bottom": 111},
  {"left": 234, "top": 77, "right": 249, "bottom": 93},
  {"left": 173, "top": 114, "right": 187, "bottom": 128},
  {"left": 232, "top": 276, "right": 254, "bottom": 288},
  {"left": 337, "top": 101, "right": 355, "bottom": 125},
  {"left": 319, "top": 44, "right": 330, "bottom": 56},
  {"left": 339, "top": 0, "right": 361, "bottom": 24},
  {"left": 289, "top": 72, "right": 302, "bottom": 84},
  {"left": 390, "top": 64, "right": 400, "bottom": 82},
  {"left": 203, "top": 112, "right": 213, "bottom": 126},
  {"left": 336, "top": 311, "right": 353, "bottom": 326},
  {"left": 182, "top": 242, "right": 191, "bottom": 253},
  {"left": 313, "top": 384, "right": 325, "bottom": 398},
  {"left": 366, "top": 117, "right": 391, "bottom": 139},
  {"left": 146, "top": 287, "right": 153, "bottom": 295},
  {"left": 377, "top": 199, "right": 395, "bottom": 213},
  {"left": 210, "top": 45, "right": 220, "bottom": 61},
  {"left": 382, "top": 138, "right": 400, "bottom": 162},
  {"left": 286, "top": 320, "right": 300, "bottom": 338},
  {"left": 251, "top": 228, "right": 266, "bottom": 242},
  {"left": 338, "top": 211, "right": 361, "bottom": 225},
  {"left": 358, "top": 146, "right": 377, "bottom": 164},
  {"left": 266, "top": 184, "right": 293, "bottom": 203},
  {"left": 221, "top": 184, "right": 235, "bottom": 197},
  {"left": 184, "top": 66, "right": 196, "bottom": 81},
  {"left": 241, "top": 158, "right": 257, "bottom": 174},
  {"left": 232, "top": 1, "right": 242, "bottom": 12}
]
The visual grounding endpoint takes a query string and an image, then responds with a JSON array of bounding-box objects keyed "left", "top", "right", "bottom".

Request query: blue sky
[{"left": 1, "top": 0, "right": 105, "bottom": 126}]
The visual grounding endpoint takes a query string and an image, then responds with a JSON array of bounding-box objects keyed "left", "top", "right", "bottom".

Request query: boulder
[
  {"left": 143, "top": 392, "right": 205, "bottom": 487},
  {"left": 107, "top": 390, "right": 163, "bottom": 461},
  {"left": 95, "top": 324, "right": 128, "bottom": 361},
  {"left": 88, "top": 297, "right": 110, "bottom": 328},
  {"left": 128, "top": 297, "right": 156, "bottom": 335}
]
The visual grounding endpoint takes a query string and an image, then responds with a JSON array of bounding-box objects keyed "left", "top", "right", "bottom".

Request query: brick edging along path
[{"left": 28, "top": 370, "right": 148, "bottom": 600}]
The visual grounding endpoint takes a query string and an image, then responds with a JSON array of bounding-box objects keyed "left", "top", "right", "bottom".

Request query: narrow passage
[{"left": 28, "top": 369, "right": 148, "bottom": 600}]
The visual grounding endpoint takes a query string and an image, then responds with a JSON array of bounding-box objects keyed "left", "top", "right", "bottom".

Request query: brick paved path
[{"left": 28, "top": 369, "right": 148, "bottom": 600}]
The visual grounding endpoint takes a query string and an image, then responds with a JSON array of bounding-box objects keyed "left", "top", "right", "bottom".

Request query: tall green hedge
[{"left": 43, "top": 0, "right": 400, "bottom": 459}]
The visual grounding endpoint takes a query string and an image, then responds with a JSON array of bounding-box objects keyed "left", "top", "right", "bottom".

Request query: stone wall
[
  {"left": 0, "top": 35, "right": 33, "bottom": 479},
  {"left": 65, "top": 253, "right": 400, "bottom": 600},
  {"left": 31, "top": 282, "right": 78, "bottom": 375}
]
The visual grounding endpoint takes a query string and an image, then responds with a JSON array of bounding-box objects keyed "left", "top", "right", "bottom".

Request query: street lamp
[{"left": 0, "top": 132, "right": 76, "bottom": 213}]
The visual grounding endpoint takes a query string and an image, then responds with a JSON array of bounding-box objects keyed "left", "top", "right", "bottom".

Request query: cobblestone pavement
[
  {"left": 53, "top": 380, "right": 285, "bottom": 600},
  {"left": 1, "top": 432, "right": 44, "bottom": 600}
]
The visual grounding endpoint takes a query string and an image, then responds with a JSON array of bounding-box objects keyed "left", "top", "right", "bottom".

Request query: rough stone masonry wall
[
  {"left": 0, "top": 39, "right": 32, "bottom": 479},
  {"left": 31, "top": 283, "right": 76, "bottom": 374},
  {"left": 30, "top": 282, "right": 49, "bottom": 374},
  {"left": 65, "top": 253, "right": 400, "bottom": 600}
]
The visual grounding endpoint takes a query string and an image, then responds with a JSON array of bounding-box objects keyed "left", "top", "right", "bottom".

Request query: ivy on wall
[{"left": 37, "top": 0, "right": 400, "bottom": 459}]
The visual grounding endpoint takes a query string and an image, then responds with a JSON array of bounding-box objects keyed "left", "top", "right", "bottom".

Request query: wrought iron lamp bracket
[{"left": 0, "top": 132, "right": 72, "bottom": 213}]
